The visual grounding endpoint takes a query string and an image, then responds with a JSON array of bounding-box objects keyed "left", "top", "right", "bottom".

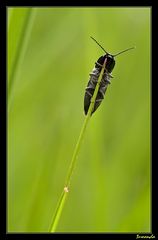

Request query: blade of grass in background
[{"left": 8, "top": 8, "right": 36, "bottom": 110}]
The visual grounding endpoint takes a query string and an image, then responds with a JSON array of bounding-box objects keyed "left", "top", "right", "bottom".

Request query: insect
[{"left": 84, "top": 36, "right": 135, "bottom": 115}]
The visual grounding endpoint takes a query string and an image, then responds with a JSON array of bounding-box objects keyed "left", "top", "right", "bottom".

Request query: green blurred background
[{"left": 7, "top": 7, "right": 151, "bottom": 232}]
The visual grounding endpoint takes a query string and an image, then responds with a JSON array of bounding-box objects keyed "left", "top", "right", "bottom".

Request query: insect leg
[
  {"left": 85, "top": 88, "right": 93, "bottom": 97},
  {"left": 95, "top": 62, "right": 103, "bottom": 67},
  {"left": 91, "top": 91, "right": 104, "bottom": 103}
]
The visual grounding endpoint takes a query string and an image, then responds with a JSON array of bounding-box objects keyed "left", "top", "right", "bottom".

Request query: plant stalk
[{"left": 49, "top": 58, "right": 107, "bottom": 232}]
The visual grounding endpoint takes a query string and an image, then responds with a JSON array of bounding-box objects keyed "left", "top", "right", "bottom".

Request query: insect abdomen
[{"left": 84, "top": 66, "right": 111, "bottom": 115}]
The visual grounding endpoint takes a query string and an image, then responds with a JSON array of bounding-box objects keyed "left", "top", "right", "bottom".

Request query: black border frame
[{"left": 1, "top": 1, "right": 157, "bottom": 239}]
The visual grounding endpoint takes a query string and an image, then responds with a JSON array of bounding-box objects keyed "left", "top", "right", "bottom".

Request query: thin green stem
[
  {"left": 49, "top": 190, "right": 67, "bottom": 232},
  {"left": 8, "top": 8, "right": 36, "bottom": 111},
  {"left": 49, "top": 58, "right": 107, "bottom": 233}
]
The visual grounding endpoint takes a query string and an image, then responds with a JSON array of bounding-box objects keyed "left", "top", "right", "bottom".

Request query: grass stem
[{"left": 49, "top": 58, "right": 107, "bottom": 232}]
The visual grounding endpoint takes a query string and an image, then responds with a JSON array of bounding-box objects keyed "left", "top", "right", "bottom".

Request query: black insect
[{"left": 84, "top": 37, "right": 134, "bottom": 115}]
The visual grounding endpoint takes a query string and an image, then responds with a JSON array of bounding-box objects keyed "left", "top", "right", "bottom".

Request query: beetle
[{"left": 84, "top": 36, "right": 135, "bottom": 115}]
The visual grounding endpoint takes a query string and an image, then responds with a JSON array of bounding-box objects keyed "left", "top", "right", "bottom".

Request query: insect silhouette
[{"left": 84, "top": 36, "right": 135, "bottom": 115}]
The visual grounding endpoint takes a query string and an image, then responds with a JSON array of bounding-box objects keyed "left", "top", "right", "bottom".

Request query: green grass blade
[
  {"left": 49, "top": 58, "right": 107, "bottom": 232},
  {"left": 8, "top": 8, "right": 36, "bottom": 110}
]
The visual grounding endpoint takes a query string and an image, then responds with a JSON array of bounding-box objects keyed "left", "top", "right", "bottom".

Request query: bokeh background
[{"left": 8, "top": 7, "right": 151, "bottom": 232}]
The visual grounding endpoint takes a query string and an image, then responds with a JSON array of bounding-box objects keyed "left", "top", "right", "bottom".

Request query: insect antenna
[
  {"left": 113, "top": 46, "right": 135, "bottom": 57},
  {"left": 90, "top": 36, "right": 135, "bottom": 57},
  {"left": 90, "top": 36, "right": 109, "bottom": 54}
]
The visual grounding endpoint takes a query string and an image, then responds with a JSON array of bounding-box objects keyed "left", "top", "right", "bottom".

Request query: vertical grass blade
[
  {"left": 49, "top": 58, "right": 107, "bottom": 233},
  {"left": 8, "top": 8, "right": 36, "bottom": 110}
]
